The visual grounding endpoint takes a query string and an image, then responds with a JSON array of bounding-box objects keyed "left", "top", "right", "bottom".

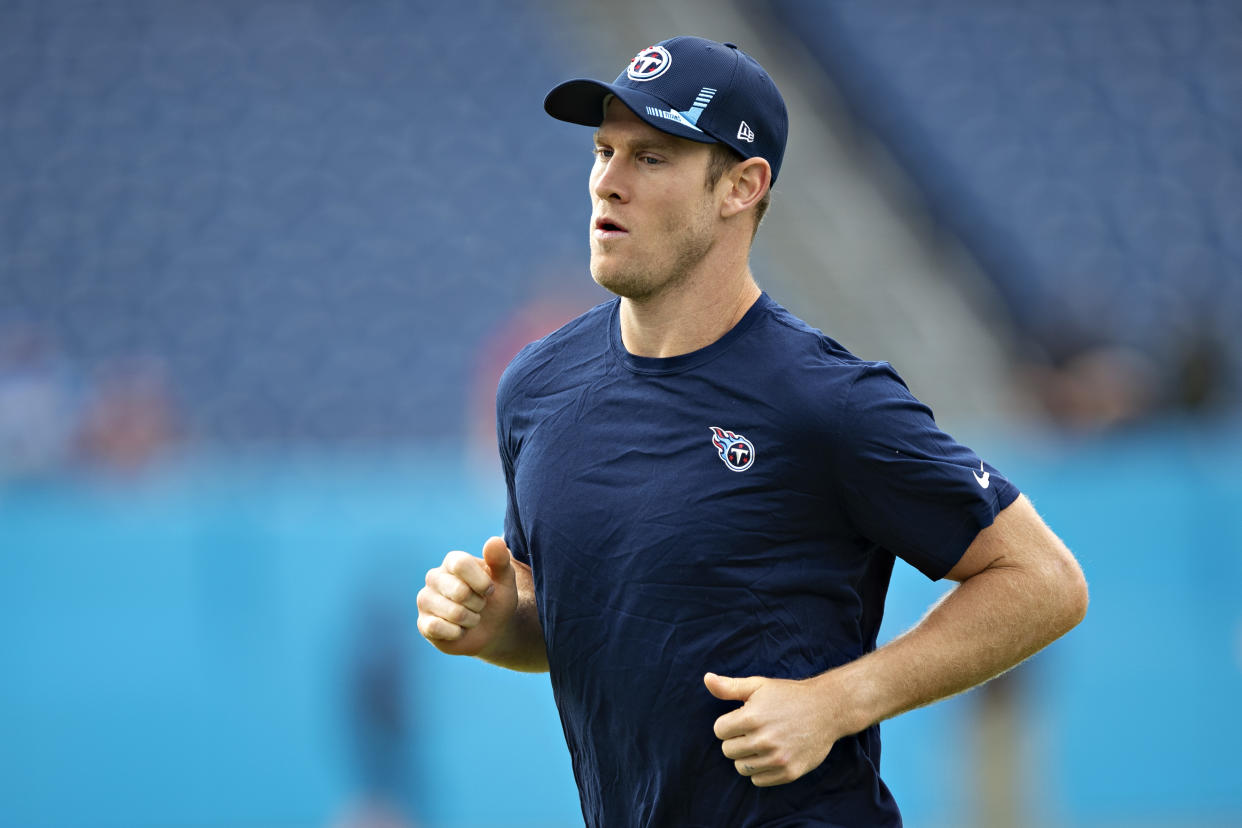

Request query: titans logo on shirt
[{"left": 710, "top": 426, "right": 755, "bottom": 472}]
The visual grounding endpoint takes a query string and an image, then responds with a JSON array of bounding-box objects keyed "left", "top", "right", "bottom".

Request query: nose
[{"left": 591, "top": 154, "right": 628, "bottom": 203}]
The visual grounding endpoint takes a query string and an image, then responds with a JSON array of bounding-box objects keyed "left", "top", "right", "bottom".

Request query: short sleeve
[
  {"left": 830, "top": 363, "right": 1019, "bottom": 580},
  {"left": 497, "top": 370, "right": 531, "bottom": 567}
]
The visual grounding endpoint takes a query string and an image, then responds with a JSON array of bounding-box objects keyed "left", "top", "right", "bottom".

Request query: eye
[
  {"left": 593, "top": 147, "right": 613, "bottom": 159},
  {"left": 640, "top": 155, "right": 664, "bottom": 166}
]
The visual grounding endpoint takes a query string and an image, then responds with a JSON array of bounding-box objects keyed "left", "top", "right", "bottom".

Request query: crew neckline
[{"left": 609, "top": 292, "right": 773, "bottom": 375}]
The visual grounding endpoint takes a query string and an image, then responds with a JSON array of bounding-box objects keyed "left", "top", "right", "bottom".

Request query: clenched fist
[
  {"left": 418, "top": 536, "right": 519, "bottom": 659},
  {"left": 705, "top": 671, "right": 845, "bottom": 787}
]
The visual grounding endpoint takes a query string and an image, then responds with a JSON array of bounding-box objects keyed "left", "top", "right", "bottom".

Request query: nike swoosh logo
[{"left": 973, "top": 463, "right": 991, "bottom": 490}]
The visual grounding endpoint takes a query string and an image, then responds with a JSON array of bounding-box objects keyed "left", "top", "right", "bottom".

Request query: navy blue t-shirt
[{"left": 497, "top": 293, "right": 1018, "bottom": 827}]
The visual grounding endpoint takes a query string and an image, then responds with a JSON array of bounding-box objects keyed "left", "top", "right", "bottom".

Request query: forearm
[
  {"left": 477, "top": 562, "right": 549, "bottom": 673},
  {"left": 827, "top": 549, "right": 1086, "bottom": 734}
]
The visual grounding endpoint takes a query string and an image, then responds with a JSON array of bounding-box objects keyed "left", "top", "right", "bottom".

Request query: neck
[{"left": 618, "top": 258, "right": 761, "bottom": 359}]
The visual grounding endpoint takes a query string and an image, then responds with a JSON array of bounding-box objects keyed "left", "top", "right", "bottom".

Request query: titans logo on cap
[
  {"left": 710, "top": 426, "right": 755, "bottom": 472},
  {"left": 627, "top": 45, "right": 672, "bottom": 82}
]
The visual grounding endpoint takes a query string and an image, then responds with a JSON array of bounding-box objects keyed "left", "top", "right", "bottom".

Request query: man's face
[{"left": 588, "top": 98, "right": 720, "bottom": 300}]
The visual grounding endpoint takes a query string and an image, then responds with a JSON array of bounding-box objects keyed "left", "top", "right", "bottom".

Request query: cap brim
[{"left": 543, "top": 79, "right": 717, "bottom": 144}]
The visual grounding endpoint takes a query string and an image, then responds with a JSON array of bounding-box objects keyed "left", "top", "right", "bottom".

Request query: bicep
[
  {"left": 511, "top": 555, "right": 542, "bottom": 623},
  {"left": 944, "top": 494, "right": 1076, "bottom": 584},
  {"left": 513, "top": 555, "right": 534, "bottom": 594}
]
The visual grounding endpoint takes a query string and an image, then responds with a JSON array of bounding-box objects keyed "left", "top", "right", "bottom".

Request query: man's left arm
[{"left": 706, "top": 494, "right": 1088, "bottom": 787}]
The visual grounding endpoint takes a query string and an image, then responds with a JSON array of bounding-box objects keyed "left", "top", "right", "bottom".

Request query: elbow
[
  {"left": 1054, "top": 547, "right": 1089, "bottom": 634},
  {"left": 1066, "top": 566, "right": 1089, "bottom": 630}
]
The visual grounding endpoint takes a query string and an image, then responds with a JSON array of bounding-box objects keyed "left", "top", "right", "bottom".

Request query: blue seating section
[
  {"left": 0, "top": 0, "right": 598, "bottom": 445},
  {"left": 771, "top": 0, "right": 1242, "bottom": 405},
  {"left": 6, "top": 1, "right": 1238, "bottom": 448}
]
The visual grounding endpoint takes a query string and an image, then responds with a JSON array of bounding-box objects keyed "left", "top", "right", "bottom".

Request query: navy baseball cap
[{"left": 544, "top": 36, "right": 789, "bottom": 183}]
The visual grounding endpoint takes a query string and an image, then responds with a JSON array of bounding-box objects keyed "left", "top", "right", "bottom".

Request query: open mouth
[{"left": 594, "top": 217, "right": 628, "bottom": 234}]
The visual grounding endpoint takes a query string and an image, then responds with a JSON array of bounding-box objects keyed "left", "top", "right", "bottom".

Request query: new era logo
[{"left": 737, "top": 120, "right": 755, "bottom": 142}]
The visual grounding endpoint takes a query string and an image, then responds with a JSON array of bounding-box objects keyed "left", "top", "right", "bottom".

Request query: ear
[{"left": 719, "top": 157, "right": 771, "bottom": 221}]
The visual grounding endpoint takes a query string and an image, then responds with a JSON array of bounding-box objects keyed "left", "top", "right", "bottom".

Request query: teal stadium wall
[{"left": 2, "top": 427, "right": 1240, "bottom": 828}]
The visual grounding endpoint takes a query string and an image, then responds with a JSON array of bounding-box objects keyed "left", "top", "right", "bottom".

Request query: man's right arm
[{"left": 416, "top": 536, "right": 549, "bottom": 673}]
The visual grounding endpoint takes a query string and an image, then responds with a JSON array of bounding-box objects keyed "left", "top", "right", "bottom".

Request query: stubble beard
[{"left": 589, "top": 209, "right": 716, "bottom": 302}]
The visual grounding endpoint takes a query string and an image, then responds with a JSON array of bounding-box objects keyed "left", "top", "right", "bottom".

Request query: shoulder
[
  {"left": 742, "top": 298, "right": 931, "bottom": 460},
  {"left": 751, "top": 297, "right": 908, "bottom": 407},
  {"left": 497, "top": 298, "right": 616, "bottom": 408}
]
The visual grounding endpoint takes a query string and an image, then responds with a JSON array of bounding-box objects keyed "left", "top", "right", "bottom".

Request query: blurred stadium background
[{"left": 1, "top": 0, "right": 1239, "bottom": 825}]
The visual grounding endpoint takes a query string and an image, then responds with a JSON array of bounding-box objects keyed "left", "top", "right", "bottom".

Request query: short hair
[{"left": 705, "top": 142, "right": 772, "bottom": 238}]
